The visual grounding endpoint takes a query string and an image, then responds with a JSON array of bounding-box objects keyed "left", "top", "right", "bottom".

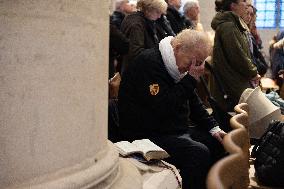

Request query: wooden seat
[
  {"left": 230, "top": 112, "right": 248, "bottom": 130},
  {"left": 207, "top": 110, "right": 250, "bottom": 189},
  {"left": 207, "top": 103, "right": 283, "bottom": 189},
  {"left": 234, "top": 103, "right": 249, "bottom": 116},
  {"left": 207, "top": 125, "right": 249, "bottom": 188},
  {"left": 207, "top": 103, "right": 251, "bottom": 189},
  {"left": 233, "top": 103, "right": 281, "bottom": 189},
  {"left": 229, "top": 111, "right": 251, "bottom": 158},
  {"left": 223, "top": 127, "right": 250, "bottom": 158},
  {"left": 207, "top": 153, "right": 247, "bottom": 189}
]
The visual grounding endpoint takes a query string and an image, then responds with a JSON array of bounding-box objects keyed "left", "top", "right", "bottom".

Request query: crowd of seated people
[{"left": 108, "top": 0, "right": 276, "bottom": 188}]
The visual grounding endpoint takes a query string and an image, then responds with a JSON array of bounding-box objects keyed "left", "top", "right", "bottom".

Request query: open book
[{"left": 114, "top": 139, "right": 169, "bottom": 161}]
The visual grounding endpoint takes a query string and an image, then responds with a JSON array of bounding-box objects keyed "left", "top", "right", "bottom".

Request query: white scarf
[{"left": 159, "top": 36, "right": 187, "bottom": 83}]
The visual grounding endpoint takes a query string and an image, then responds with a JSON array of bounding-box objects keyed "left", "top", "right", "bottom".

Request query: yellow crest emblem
[{"left": 149, "top": 84, "right": 159, "bottom": 96}]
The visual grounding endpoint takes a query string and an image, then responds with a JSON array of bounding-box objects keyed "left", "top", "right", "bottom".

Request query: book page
[
  {"left": 132, "top": 139, "right": 165, "bottom": 154},
  {"left": 114, "top": 141, "right": 141, "bottom": 156}
]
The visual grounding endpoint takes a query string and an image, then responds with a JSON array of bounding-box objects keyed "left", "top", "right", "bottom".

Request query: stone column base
[{"left": 8, "top": 142, "right": 142, "bottom": 189}]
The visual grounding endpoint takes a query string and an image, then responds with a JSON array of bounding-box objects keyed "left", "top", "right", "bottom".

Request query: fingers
[
  {"left": 188, "top": 58, "right": 206, "bottom": 80},
  {"left": 213, "top": 131, "right": 227, "bottom": 143},
  {"left": 215, "top": 134, "right": 223, "bottom": 143}
]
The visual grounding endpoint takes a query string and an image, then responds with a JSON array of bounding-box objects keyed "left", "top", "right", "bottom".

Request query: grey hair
[
  {"left": 173, "top": 29, "right": 212, "bottom": 54},
  {"left": 137, "top": 0, "right": 168, "bottom": 14},
  {"left": 183, "top": 0, "right": 199, "bottom": 13},
  {"left": 115, "top": 0, "right": 128, "bottom": 11}
]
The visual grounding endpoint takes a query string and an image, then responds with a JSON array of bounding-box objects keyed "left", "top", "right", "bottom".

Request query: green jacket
[{"left": 211, "top": 11, "right": 257, "bottom": 111}]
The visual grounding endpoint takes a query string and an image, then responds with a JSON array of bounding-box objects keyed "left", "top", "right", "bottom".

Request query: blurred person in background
[
  {"left": 111, "top": 0, "right": 136, "bottom": 29},
  {"left": 183, "top": 0, "right": 203, "bottom": 31},
  {"left": 270, "top": 31, "right": 284, "bottom": 86},
  {"left": 243, "top": 4, "right": 268, "bottom": 76},
  {"left": 120, "top": 0, "right": 168, "bottom": 73},
  {"left": 210, "top": 0, "right": 259, "bottom": 111},
  {"left": 166, "top": 0, "right": 189, "bottom": 34}
]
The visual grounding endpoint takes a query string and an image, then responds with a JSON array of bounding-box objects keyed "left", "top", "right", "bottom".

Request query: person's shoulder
[
  {"left": 134, "top": 47, "right": 162, "bottom": 68},
  {"left": 216, "top": 21, "right": 237, "bottom": 37},
  {"left": 139, "top": 47, "right": 161, "bottom": 60},
  {"left": 121, "top": 12, "right": 145, "bottom": 29},
  {"left": 123, "top": 12, "right": 144, "bottom": 23},
  {"left": 212, "top": 12, "right": 237, "bottom": 30},
  {"left": 111, "top": 11, "right": 125, "bottom": 22},
  {"left": 166, "top": 7, "right": 177, "bottom": 19},
  {"left": 167, "top": 6, "right": 179, "bottom": 16},
  {"left": 217, "top": 17, "right": 235, "bottom": 27}
]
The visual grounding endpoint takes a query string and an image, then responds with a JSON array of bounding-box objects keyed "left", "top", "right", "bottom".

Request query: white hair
[
  {"left": 183, "top": 0, "right": 199, "bottom": 13},
  {"left": 137, "top": 0, "right": 167, "bottom": 14},
  {"left": 172, "top": 29, "right": 211, "bottom": 55},
  {"left": 115, "top": 0, "right": 128, "bottom": 11}
]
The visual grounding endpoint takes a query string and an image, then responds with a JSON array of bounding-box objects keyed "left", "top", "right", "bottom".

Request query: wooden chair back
[
  {"left": 207, "top": 127, "right": 249, "bottom": 189},
  {"left": 207, "top": 153, "right": 246, "bottom": 189},
  {"left": 207, "top": 104, "right": 250, "bottom": 189},
  {"left": 233, "top": 103, "right": 249, "bottom": 129}
]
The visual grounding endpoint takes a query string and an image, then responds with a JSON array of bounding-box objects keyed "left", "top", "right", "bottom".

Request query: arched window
[{"left": 254, "top": 0, "right": 283, "bottom": 28}]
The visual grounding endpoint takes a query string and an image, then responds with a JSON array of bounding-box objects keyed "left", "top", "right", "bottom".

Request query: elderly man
[
  {"left": 111, "top": 0, "right": 136, "bottom": 29},
  {"left": 183, "top": 0, "right": 203, "bottom": 30},
  {"left": 118, "top": 29, "right": 226, "bottom": 189}
]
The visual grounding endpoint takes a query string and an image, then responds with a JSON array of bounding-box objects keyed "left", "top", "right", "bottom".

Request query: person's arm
[
  {"left": 185, "top": 60, "right": 222, "bottom": 131},
  {"left": 127, "top": 24, "right": 146, "bottom": 61},
  {"left": 156, "top": 15, "right": 176, "bottom": 37},
  {"left": 132, "top": 55, "right": 197, "bottom": 119},
  {"left": 220, "top": 23, "right": 257, "bottom": 79},
  {"left": 110, "top": 24, "right": 129, "bottom": 55},
  {"left": 134, "top": 55, "right": 217, "bottom": 129},
  {"left": 166, "top": 10, "right": 180, "bottom": 34}
]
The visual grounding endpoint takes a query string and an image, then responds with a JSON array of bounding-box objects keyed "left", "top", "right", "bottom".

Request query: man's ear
[{"left": 172, "top": 42, "right": 182, "bottom": 52}]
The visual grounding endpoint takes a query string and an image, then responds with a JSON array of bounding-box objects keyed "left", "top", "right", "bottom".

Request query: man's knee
[
  {"left": 187, "top": 144, "right": 211, "bottom": 168},
  {"left": 173, "top": 142, "right": 211, "bottom": 169}
]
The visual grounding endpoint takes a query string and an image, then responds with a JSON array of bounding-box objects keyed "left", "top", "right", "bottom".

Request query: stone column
[{"left": 0, "top": 1, "right": 141, "bottom": 188}]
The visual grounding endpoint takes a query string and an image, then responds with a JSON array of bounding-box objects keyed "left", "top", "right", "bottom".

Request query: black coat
[
  {"left": 109, "top": 23, "right": 129, "bottom": 78},
  {"left": 121, "top": 11, "right": 160, "bottom": 71},
  {"left": 271, "top": 31, "right": 284, "bottom": 79},
  {"left": 111, "top": 11, "right": 125, "bottom": 30},
  {"left": 156, "top": 15, "right": 176, "bottom": 38},
  {"left": 118, "top": 47, "right": 218, "bottom": 140},
  {"left": 166, "top": 6, "right": 187, "bottom": 34},
  {"left": 251, "top": 36, "right": 268, "bottom": 76}
]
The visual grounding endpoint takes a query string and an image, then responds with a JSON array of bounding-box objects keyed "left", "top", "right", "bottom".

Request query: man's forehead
[{"left": 188, "top": 45, "right": 209, "bottom": 54}]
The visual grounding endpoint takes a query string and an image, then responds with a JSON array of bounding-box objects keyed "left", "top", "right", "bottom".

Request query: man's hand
[
  {"left": 213, "top": 130, "right": 227, "bottom": 143},
  {"left": 188, "top": 58, "right": 205, "bottom": 81}
]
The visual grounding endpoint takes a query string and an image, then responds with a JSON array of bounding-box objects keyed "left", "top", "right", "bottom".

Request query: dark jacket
[
  {"left": 211, "top": 11, "right": 257, "bottom": 111},
  {"left": 156, "top": 15, "right": 176, "bottom": 38},
  {"left": 111, "top": 11, "right": 125, "bottom": 30},
  {"left": 251, "top": 35, "right": 268, "bottom": 76},
  {"left": 121, "top": 11, "right": 160, "bottom": 72},
  {"left": 271, "top": 31, "right": 284, "bottom": 79},
  {"left": 166, "top": 6, "right": 188, "bottom": 34},
  {"left": 118, "top": 47, "right": 218, "bottom": 140},
  {"left": 109, "top": 23, "right": 129, "bottom": 78}
]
